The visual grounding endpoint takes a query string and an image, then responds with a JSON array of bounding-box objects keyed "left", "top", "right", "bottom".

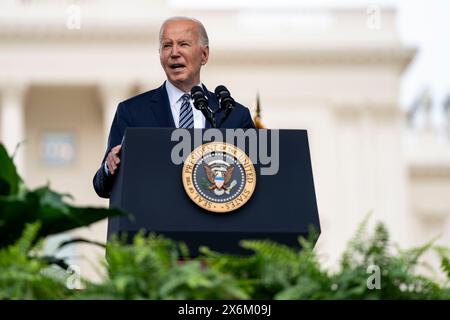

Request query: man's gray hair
[{"left": 159, "top": 16, "right": 209, "bottom": 47}]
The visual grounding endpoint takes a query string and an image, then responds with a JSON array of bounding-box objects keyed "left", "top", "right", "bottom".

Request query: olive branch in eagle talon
[{"left": 203, "top": 164, "right": 235, "bottom": 191}]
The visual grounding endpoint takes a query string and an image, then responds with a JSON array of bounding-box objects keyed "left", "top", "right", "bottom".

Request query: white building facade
[{"left": 0, "top": 1, "right": 448, "bottom": 280}]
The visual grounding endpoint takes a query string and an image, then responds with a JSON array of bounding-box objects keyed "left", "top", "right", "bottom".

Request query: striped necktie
[{"left": 178, "top": 93, "right": 194, "bottom": 128}]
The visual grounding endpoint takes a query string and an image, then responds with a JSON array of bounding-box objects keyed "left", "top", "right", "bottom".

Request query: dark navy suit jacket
[{"left": 93, "top": 83, "right": 256, "bottom": 198}]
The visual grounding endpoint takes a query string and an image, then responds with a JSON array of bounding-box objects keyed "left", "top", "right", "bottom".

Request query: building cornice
[
  {"left": 410, "top": 165, "right": 450, "bottom": 179},
  {"left": 211, "top": 47, "right": 415, "bottom": 72}
]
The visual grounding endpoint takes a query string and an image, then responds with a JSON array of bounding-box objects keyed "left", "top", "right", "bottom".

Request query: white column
[
  {"left": 0, "top": 85, "right": 26, "bottom": 177},
  {"left": 98, "top": 84, "right": 131, "bottom": 145},
  {"left": 333, "top": 104, "right": 408, "bottom": 248}
]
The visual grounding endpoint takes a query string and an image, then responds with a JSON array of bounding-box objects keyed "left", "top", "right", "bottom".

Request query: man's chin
[
  {"left": 169, "top": 78, "right": 192, "bottom": 90},
  {"left": 168, "top": 75, "right": 186, "bottom": 84}
]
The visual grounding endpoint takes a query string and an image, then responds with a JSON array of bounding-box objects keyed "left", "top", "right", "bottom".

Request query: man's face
[{"left": 159, "top": 20, "right": 209, "bottom": 92}]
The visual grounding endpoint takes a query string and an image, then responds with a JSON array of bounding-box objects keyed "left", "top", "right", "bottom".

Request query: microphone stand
[
  {"left": 203, "top": 107, "right": 217, "bottom": 128},
  {"left": 218, "top": 105, "right": 233, "bottom": 128}
]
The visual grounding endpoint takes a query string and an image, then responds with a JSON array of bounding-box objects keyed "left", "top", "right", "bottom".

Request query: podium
[{"left": 109, "top": 128, "right": 320, "bottom": 256}]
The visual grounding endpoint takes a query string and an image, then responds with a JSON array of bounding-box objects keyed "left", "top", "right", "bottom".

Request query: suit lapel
[{"left": 150, "top": 83, "right": 176, "bottom": 127}]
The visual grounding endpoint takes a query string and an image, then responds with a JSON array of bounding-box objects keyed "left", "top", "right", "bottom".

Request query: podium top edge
[{"left": 124, "top": 128, "right": 308, "bottom": 133}]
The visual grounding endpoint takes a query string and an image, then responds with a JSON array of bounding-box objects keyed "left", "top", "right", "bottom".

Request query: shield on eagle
[{"left": 204, "top": 160, "right": 235, "bottom": 191}]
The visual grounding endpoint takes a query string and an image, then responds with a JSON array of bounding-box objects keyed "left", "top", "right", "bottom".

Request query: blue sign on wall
[{"left": 41, "top": 132, "right": 75, "bottom": 165}]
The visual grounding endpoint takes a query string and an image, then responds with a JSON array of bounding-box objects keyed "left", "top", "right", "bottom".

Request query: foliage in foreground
[
  {"left": 0, "top": 143, "right": 125, "bottom": 248},
  {"left": 0, "top": 223, "right": 71, "bottom": 299},
  {"left": 0, "top": 143, "right": 449, "bottom": 300},
  {"left": 0, "top": 142, "right": 125, "bottom": 298},
  {"left": 2, "top": 219, "right": 448, "bottom": 300}
]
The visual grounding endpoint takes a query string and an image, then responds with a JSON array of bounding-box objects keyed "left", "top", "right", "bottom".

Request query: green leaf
[
  {"left": 0, "top": 143, "right": 22, "bottom": 196},
  {"left": 0, "top": 222, "right": 74, "bottom": 299},
  {"left": 440, "top": 255, "right": 450, "bottom": 280},
  {"left": 0, "top": 186, "right": 127, "bottom": 248}
]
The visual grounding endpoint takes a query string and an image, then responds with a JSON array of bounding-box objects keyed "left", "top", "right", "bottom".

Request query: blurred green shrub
[{"left": 1, "top": 143, "right": 449, "bottom": 299}]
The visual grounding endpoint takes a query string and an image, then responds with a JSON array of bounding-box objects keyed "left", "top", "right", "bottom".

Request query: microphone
[
  {"left": 215, "top": 85, "right": 235, "bottom": 127},
  {"left": 215, "top": 85, "right": 235, "bottom": 112},
  {"left": 191, "top": 86, "right": 208, "bottom": 111},
  {"left": 191, "top": 86, "right": 216, "bottom": 128}
]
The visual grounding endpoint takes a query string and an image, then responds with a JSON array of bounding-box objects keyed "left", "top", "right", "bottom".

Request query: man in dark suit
[{"left": 93, "top": 16, "right": 255, "bottom": 198}]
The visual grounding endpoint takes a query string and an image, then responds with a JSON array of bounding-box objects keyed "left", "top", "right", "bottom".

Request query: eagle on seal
[{"left": 204, "top": 164, "right": 235, "bottom": 191}]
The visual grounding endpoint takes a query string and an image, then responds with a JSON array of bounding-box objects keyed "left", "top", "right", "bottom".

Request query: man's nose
[{"left": 170, "top": 45, "right": 180, "bottom": 57}]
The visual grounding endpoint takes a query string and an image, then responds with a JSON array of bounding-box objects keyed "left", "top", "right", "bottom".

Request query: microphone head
[
  {"left": 215, "top": 85, "right": 234, "bottom": 111},
  {"left": 190, "top": 85, "right": 208, "bottom": 110},
  {"left": 214, "top": 85, "right": 229, "bottom": 99},
  {"left": 191, "top": 85, "right": 203, "bottom": 96}
]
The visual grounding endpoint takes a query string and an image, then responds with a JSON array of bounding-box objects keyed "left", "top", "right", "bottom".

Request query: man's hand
[{"left": 106, "top": 145, "right": 122, "bottom": 176}]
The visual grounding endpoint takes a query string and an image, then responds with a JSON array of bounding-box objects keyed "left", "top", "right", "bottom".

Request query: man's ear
[{"left": 201, "top": 46, "right": 209, "bottom": 65}]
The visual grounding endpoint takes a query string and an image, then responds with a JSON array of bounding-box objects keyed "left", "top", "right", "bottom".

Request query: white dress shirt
[{"left": 165, "top": 80, "right": 206, "bottom": 129}]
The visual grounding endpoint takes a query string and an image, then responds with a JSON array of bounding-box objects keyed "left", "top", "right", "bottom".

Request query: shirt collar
[{"left": 165, "top": 80, "right": 202, "bottom": 107}]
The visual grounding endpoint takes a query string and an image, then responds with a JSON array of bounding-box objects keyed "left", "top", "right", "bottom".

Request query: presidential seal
[{"left": 182, "top": 142, "right": 256, "bottom": 213}]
